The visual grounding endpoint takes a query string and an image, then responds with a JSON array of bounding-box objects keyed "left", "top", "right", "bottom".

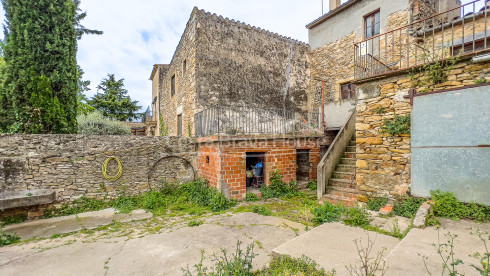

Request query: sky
[
  {"left": 0, "top": 0, "right": 479, "bottom": 114},
  {"left": 0, "top": 0, "right": 341, "bottom": 113}
]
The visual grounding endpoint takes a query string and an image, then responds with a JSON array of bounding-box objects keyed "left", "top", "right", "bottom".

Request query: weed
[
  {"left": 44, "top": 196, "right": 109, "bottom": 218},
  {"left": 306, "top": 180, "right": 318, "bottom": 191},
  {"left": 182, "top": 240, "right": 256, "bottom": 276},
  {"left": 476, "top": 77, "right": 487, "bottom": 84},
  {"left": 420, "top": 231, "right": 463, "bottom": 276},
  {"left": 470, "top": 230, "right": 490, "bottom": 275},
  {"left": 252, "top": 205, "right": 273, "bottom": 216},
  {"left": 245, "top": 193, "right": 260, "bottom": 202},
  {"left": 392, "top": 196, "right": 425, "bottom": 218},
  {"left": 376, "top": 106, "right": 386, "bottom": 114},
  {"left": 188, "top": 220, "right": 203, "bottom": 227},
  {"left": 260, "top": 170, "right": 299, "bottom": 198},
  {"left": 430, "top": 190, "right": 490, "bottom": 222},
  {"left": 343, "top": 207, "right": 372, "bottom": 227},
  {"left": 346, "top": 232, "right": 387, "bottom": 276},
  {"left": 311, "top": 202, "right": 341, "bottom": 224},
  {"left": 0, "top": 226, "right": 20, "bottom": 247},
  {"left": 381, "top": 114, "right": 410, "bottom": 136},
  {"left": 1, "top": 214, "right": 27, "bottom": 225},
  {"left": 366, "top": 197, "right": 388, "bottom": 212},
  {"left": 265, "top": 255, "right": 334, "bottom": 276}
]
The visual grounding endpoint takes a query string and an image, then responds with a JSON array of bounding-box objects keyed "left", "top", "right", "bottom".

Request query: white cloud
[{"left": 0, "top": 0, "right": 345, "bottom": 113}]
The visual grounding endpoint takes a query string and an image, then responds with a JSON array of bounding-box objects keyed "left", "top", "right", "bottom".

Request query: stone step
[
  {"left": 326, "top": 186, "right": 359, "bottom": 200},
  {"left": 340, "top": 158, "right": 356, "bottom": 165},
  {"left": 335, "top": 164, "right": 356, "bottom": 173},
  {"left": 333, "top": 171, "right": 356, "bottom": 180},
  {"left": 346, "top": 146, "right": 356, "bottom": 152},
  {"left": 328, "top": 178, "right": 356, "bottom": 189},
  {"left": 321, "top": 194, "right": 357, "bottom": 207},
  {"left": 344, "top": 151, "right": 356, "bottom": 158}
]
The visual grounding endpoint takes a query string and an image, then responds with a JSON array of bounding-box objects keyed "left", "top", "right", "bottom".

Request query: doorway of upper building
[
  {"left": 245, "top": 152, "right": 265, "bottom": 192},
  {"left": 296, "top": 149, "right": 310, "bottom": 184}
]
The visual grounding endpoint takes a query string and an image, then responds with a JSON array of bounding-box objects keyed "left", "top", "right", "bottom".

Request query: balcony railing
[
  {"left": 142, "top": 106, "right": 155, "bottom": 123},
  {"left": 355, "top": 0, "right": 490, "bottom": 80},
  {"left": 194, "top": 106, "right": 321, "bottom": 137}
]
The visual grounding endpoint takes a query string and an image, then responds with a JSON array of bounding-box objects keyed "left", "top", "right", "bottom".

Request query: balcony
[
  {"left": 355, "top": 0, "right": 490, "bottom": 80},
  {"left": 142, "top": 106, "right": 156, "bottom": 123},
  {"left": 194, "top": 105, "right": 322, "bottom": 137}
]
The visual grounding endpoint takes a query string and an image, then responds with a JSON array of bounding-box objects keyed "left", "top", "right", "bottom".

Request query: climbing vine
[
  {"left": 159, "top": 114, "right": 169, "bottom": 136},
  {"left": 409, "top": 54, "right": 459, "bottom": 93}
]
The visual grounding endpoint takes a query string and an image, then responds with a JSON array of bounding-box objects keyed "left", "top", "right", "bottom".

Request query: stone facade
[
  {"left": 0, "top": 135, "right": 197, "bottom": 203},
  {"left": 154, "top": 8, "right": 311, "bottom": 137},
  {"left": 355, "top": 57, "right": 490, "bottom": 197}
]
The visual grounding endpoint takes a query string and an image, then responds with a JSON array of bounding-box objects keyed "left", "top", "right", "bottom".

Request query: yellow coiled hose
[{"left": 101, "top": 156, "right": 123, "bottom": 181}]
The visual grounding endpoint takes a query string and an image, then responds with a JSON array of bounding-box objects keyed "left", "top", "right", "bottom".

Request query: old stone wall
[
  {"left": 195, "top": 9, "right": 311, "bottom": 113},
  {"left": 355, "top": 57, "right": 490, "bottom": 197},
  {"left": 0, "top": 135, "right": 197, "bottom": 203},
  {"left": 157, "top": 10, "right": 198, "bottom": 137}
]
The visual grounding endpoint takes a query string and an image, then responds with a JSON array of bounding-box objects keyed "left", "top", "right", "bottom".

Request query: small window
[
  {"left": 206, "top": 156, "right": 210, "bottom": 164},
  {"left": 340, "top": 83, "right": 356, "bottom": 100},
  {"left": 171, "top": 74, "right": 176, "bottom": 96},
  {"left": 177, "top": 114, "right": 182, "bottom": 136},
  {"left": 364, "top": 10, "right": 380, "bottom": 39},
  {"left": 182, "top": 59, "right": 187, "bottom": 74}
]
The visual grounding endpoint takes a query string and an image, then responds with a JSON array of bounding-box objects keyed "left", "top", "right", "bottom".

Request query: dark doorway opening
[
  {"left": 246, "top": 152, "right": 265, "bottom": 188},
  {"left": 296, "top": 149, "right": 310, "bottom": 182}
]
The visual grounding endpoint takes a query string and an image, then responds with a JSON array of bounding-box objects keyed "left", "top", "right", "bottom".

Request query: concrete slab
[
  {"left": 272, "top": 222, "right": 400, "bottom": 274},
  {"left": 385, "top": 218, "right": 490, "bottom": 275},
  {"left": 4, "top": 208, "right": 152, "bottom": 240},
  {"left": 0, "top": 212, "right": 304, "bottom": 276}
]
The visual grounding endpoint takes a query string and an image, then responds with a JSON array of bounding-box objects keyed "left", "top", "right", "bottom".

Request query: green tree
[
  {"left": 77, "top": 66, "right": 95, "bottom": 115},
  {"left": 0, "top": 0, "right": 101, "bottom": 133},
  {"left": 90, "top": 74, "right": 141, "bottom": 121}
]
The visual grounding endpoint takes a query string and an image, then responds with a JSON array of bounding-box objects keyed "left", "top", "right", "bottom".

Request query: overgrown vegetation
[
  {"left": 409, "top": 54, "right": 459, "bottom": 93},
  {"left": 311, "top": 202, "right": 342, "bottom": 224},
  {"left": 392, "top": 196, "right": 425, "bottom": 218},
  {"left": 381, "top": 114, "right": 410, "bottom": 136},
  {"left": 77, "top": 111, "right": 131, "bottom": 135},
  {"left": 1, "top": 214, "right": 27, "bottom": 225},
  {"left": 342, "top": 206, "right": 372, "bottom": 227},
  {"left": 252, "top": 205, "right": 272, "bottom": 216},
  {"left": 366, "top": 197, "right": 388, "bottom": 212},
  {"left": 183, "top": 241, "right": 335, "bottom": 276},
  {"left": 260, "top": 170, "right": 299, "bottom": 198},
  {"left": 44, "top": 179, "right": 235, "bottom": 218},
  {"left": 430, "top": 190, "right": 490, "bottom": 222},
  {"left": 0, "top": 226, "right": 20, "bottom": 247},
  {"left": 245, "top": 193, "right": 260, "bottom": 202},
  {"left": 306, "top": 180, "right": 318, "bottom": 191}
]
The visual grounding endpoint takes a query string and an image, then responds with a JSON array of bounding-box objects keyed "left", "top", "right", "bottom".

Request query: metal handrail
[
  {"left": 194, "top": 105, "right": 322, "bottom": 137},
  {"left": 355, "top": 0, "right": 490, "bottom": 80}
]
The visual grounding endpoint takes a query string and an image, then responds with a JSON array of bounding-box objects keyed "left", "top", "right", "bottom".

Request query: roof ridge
[{"left": 196, "top": 8, "right": 308, "bottom": 45}]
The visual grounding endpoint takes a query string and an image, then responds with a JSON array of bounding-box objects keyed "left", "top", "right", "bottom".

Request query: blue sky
[{"left": 0, "top": 0, "right": 480, "bottom": 113}]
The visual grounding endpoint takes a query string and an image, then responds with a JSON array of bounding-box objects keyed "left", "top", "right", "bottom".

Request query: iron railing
[
  {"left": 355, "top": 0, "right": 490, "bottom": 80},
  {"left": 194, "top": 106, "right": 321, "bottom": 137},
  {"left": 142, "top": 106, "right": 155, "bottom": 123}
]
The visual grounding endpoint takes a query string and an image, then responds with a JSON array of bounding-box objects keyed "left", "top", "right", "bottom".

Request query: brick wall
[{"left": 197, "top": 136, "right": 324, "bottom": 199}]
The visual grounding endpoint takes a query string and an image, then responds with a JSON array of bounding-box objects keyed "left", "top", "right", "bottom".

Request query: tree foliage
[
  {"left": 90, "top": 74, "right": 141, "bottom": 122},
  {"left": 77, "top": 111, "right": 131, "bottom": 135},
  {"left": 77, "top": 66, "right": 95, "bottom": 116},
  {"left": 0, "top": 0, "right": 101, "bottom": 133}
]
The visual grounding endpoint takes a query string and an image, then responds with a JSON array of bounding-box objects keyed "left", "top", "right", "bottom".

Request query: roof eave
[{"left": 306, "top": 0, "right": 360, "bottom": 29}]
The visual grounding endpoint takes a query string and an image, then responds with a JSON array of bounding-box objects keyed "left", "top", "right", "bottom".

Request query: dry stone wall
[
  {"left": 0, "top": 135, "right": 197, "bottom": 203},
  {"left": 355, "top": 57, "right": 490, "bottom": 197}
]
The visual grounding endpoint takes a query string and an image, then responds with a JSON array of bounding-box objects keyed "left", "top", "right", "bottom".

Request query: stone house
[
  {"left": 311, "top": 0, "right": 490, "bottom": 205},
  {"left": 146, "top": 7, "right": 334, "bottom": 199}
]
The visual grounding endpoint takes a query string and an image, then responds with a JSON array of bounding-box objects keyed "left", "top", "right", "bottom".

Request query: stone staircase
[{"left": 322, "top": 137, "right": 358, "bottom": 206}]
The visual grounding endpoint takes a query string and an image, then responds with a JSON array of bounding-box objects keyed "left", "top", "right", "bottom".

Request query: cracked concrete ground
[{"left": 0, "top": 212, "right": 304, "bottom": 276}]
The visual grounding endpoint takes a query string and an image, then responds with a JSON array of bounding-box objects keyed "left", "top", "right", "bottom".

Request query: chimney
[{"left": 329, "top": 0, "right": 341, "bottom": 11}]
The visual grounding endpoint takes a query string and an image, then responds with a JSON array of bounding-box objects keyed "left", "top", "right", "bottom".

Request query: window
[
  {"left": 340, "top": 83, "right": 356, "bottom": 100},
  {"left": 182, "top": 59, "right": 187, "bottom": 74},
  {"left": 171, "top": 74, "right": 176, "bottom": 96},
  {"left": 364, "top": 10, "right": 380, "bottom": 39},
  {"left": 206, "top": 156, "right": 210, "bottom": 164},
  {"left": 177, "top": 114, "right": 182, "bottom": 136}
]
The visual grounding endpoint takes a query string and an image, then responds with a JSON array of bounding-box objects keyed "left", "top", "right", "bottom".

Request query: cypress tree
[{"left": 1, "top": 0, "right": 78, "bottom": 133}]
